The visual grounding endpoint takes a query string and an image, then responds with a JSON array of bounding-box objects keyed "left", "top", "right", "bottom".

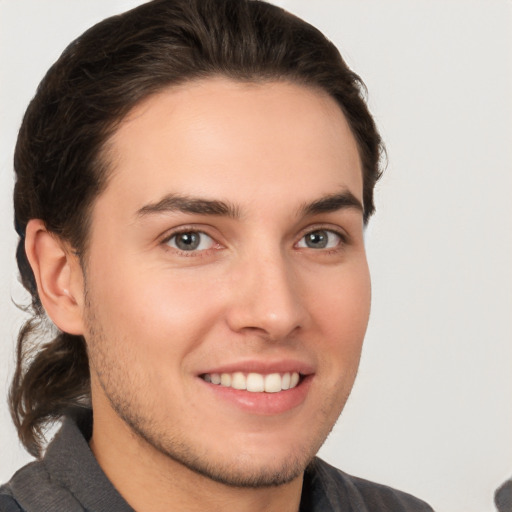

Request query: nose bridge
[{"left": 227, "top": 242, "right": 305, "bottom": 339}]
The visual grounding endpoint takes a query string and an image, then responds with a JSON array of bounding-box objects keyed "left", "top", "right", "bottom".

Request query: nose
[{"left": 225, "top": 249, "right": 307, "bottom": 341}]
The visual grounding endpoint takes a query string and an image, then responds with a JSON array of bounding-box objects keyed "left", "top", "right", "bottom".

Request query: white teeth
[
  {"left": 264, "top": 373, "right": 282, "bottom": 393},
  {"left": 246, "top": 373, "right": 265, "bottom": 392},
  {"left": 220, "top": 373, "right": 232, "bottom": 387},
  {"left": 281, "top": 372, "right": 291, "bottom": 390},
  {"left": 202, "top": 371, "right": 301, "bottom": 392},
  {"left": 231, "top": 372, "right": 246, "bottom": 390}
]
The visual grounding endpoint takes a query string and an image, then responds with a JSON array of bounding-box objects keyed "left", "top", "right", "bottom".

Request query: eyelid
[
  {"left": 157, "top": 223, "right": 349, "bottom": 254},
  {"left": 295, "top": 224, "right": 349, "bottom": 246},
  {"left": 159, "top": 225, "right": 223, "bottom": 254},
  {"left": 159, "top": 224, "right": 215, "bottom": 242},
  {"left": 168, "top": 231, "right": 214, "bottom": 250}
]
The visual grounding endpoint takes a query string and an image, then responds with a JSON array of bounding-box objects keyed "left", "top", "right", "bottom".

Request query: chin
[
  {"left": 123, "top": 408, "right": 316, "bottom": 488},
  {"left": 167, "top": 447, "right": 312, "bottom": 488}
]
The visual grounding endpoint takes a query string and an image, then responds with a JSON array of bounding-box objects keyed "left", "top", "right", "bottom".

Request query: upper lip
[{"left": 198, "top": 359, "right": 315, "bottom": 376}]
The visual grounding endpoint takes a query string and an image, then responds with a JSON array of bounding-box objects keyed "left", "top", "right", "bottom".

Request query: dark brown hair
[{"left": 10, "top": 0, "right": 384, "bottom": 457}]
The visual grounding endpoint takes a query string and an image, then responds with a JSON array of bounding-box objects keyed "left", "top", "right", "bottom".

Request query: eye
[
  {"left": 166, "top": 231, "right": 215, "bottom": 252},
  {"left": 296, "top": 229, "right": 342, "bottom": 250}
]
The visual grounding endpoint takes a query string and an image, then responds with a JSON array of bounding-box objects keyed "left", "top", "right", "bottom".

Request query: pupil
[
  {"left": 307, "top": 231, "right": 327, "bottom": 248},
  {"left": 176, "top": 232, "right": 199, "bottom": 250}
]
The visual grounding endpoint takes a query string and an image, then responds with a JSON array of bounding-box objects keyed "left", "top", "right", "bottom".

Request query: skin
[{"left": 30, "top": 78, "right": 371, "bottom": 512}]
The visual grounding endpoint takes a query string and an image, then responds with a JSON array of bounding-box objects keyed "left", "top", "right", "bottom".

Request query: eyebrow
[
  {"left": 136, "top": 194, "right": 241, "bottom": 219},
  {"left": 298, "top": 191, "right": 364, "bottom": 217},
  {"left": 136, "top": 190, "right": 363, "bottom": 220}
]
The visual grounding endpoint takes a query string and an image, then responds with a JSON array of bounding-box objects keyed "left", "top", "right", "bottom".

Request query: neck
[{"left": 89, "top": 400, "right": 304, "bottom": 512}]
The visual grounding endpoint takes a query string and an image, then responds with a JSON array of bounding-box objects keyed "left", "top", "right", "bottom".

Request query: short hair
[{"left": 10, "top": 0, "right": 384, "bottom": 457}]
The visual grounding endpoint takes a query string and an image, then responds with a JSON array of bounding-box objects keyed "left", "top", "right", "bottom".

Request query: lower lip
[{"left": 200, "top": 375, "right": 313, "bottom": 415}]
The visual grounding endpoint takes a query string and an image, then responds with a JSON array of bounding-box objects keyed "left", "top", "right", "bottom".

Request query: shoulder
[
  {"left": 343, "top": 472, "right": 434, "bottom": 512},
  {"left": 0, "top": 487, "right": 22, "bottom": 512},
  {"left": 0, "top": 458, "right": 83, "bottom": 512},
  {"left": 0, "top": 465, "right": 37, "bottom": 512},
  {"left": 306, "top": 458, "right": 435, "bottom": 512},
  {"left": 0, "top": 460, "right": 49, "bottom": 512},
  {"left": 0, "top": 493, "right": 23, "bottom": 512}
]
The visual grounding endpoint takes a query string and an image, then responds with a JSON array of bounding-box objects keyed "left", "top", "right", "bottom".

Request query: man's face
[{"left": 81, "top": 78, "right": 371, "bottom": 486}]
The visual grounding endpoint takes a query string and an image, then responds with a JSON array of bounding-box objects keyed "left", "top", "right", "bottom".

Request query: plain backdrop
[{"left": 1, "top": 2, "right": 511, "bottom": 511}]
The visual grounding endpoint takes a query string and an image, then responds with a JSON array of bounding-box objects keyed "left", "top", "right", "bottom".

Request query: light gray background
[{"left": 1, "top": 1, "right": 511, "bottom": 511}]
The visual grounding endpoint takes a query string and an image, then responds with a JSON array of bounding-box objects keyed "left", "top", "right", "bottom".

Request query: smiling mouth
[{"left": 200, "top": 371, "right": 301, "bottom": 393}]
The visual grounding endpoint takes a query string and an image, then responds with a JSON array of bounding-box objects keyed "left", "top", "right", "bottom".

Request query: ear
[{"left": 25, "top": 219, "right": 85, "bottom": 335}]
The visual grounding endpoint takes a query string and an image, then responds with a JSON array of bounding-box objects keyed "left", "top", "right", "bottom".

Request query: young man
[{"left": 1, "top": 1, "right": 433, "bottom": 510}]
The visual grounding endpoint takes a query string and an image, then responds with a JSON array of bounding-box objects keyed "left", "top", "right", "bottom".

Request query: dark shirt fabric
[
  {"left": 495, "top": 478, "right": 512, "bottom": 512},
  {"left": 1, "top": 409, "right": 434, "bottom": 511}
]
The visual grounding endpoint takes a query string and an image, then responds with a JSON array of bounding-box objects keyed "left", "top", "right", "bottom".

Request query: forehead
[{"left": 99, "top": 78, "right": 363, "bottom": 215}]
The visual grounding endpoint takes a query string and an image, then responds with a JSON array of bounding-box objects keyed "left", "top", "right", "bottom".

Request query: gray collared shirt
[{"left": 1, "top": 410, "right": 434, "bottom": 511}]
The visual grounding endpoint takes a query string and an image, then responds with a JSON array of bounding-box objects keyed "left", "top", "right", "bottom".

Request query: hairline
[{"left": 74, "top": 74, "right": 369, "bottom": 265}]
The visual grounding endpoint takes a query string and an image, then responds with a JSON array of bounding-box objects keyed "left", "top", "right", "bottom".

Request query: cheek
[
  {"left": 314, "top": 259, "right": 370, "bottom": 328},
  {"left": 309, "top": 260, "right": 371, "bottom": 364},
  {"left": 87, "top": 261, "right": 226, "bottom": 357}
]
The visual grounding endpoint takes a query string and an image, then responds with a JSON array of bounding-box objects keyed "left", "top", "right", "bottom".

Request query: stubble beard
[{"left": 84, "top": 292, "right": 349, "bottom": 489}]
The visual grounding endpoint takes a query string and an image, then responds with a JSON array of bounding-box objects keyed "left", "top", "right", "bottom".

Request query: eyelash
[
  {"left": 160, "top": 225, "right": 349, "bottom": 256},
  {"left": 296, "top": 227, "right": 348, "bottom": 252},
  {"left": 160, "top": 227, "right": 219, "bottom": 257}
]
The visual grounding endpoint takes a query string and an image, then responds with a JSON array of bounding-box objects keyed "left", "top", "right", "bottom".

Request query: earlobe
[{"left": 24, "top": 219, "right": 85, "bottom": 335}]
